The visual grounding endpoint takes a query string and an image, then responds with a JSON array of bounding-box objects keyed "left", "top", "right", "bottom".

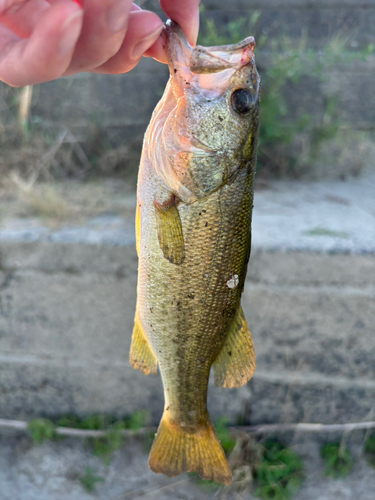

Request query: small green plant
[
  {"left": 123, "top": 409, "right": 149, "bottom": 431},
  {"left": 254, "top": 441, "right": 304, "bottom": 500},
  {"left": 27, "top": 418, "right": 56, "bottom": 444},
  {"left": 198, "top": 9, "right": 374, "bottom": 178},
  {"left": 320, "top": 442, "right": 353, "bottom": 478},
  {"left": 303, "top": 227, "right": 349, "bottom": 238},
  {"left": 364, "top": 435, "right": 375, "bottom": 467},
  {"left": 198, "top": 6, "right": 262, "bottom": 47},
  {"left": 188, "top": 472, "right": 221, "bottom": 491},
  {"left": 215, "top": 417, "right": 236, "bottom": 456},
  {"left": 141, "top": 429, "right": 155, "bottom": 453},
  {"left": 80, "top": 466, "right": 104, "bottom": 493},
  {"left": 89, "top": 426, "right": 123, "bottom": 465},
  {"left": 57, "top": 411, "right": 149, "bottom": 464}
]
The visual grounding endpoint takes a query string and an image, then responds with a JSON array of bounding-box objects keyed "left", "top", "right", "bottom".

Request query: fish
[{"left": 129, "top": 20, "right": 261, "bottom": 485}]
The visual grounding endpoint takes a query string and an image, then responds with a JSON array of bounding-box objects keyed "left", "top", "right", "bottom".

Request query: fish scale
[{"left": 130, "top": 20, "right": 260, "bottom": 484}]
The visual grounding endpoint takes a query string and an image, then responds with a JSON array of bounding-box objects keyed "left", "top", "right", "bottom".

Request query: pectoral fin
[
  {"left": 129, "top": 314, "right": 157, "bottom": 375},
  {"left": 154, "top": 195, "right": 185, "bottom": 265},
  {"left": 213, "top": 306, "right": 256, "bottom": 388}
]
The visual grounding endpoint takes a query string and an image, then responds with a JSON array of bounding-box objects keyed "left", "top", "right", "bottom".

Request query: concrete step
[{"left": 0, "top": 176, "right": 373, "bottom": 425}]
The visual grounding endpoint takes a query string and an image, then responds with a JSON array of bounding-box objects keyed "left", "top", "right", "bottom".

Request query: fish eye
[{"left": 231, "top": 88, "right": 254, "bottom": 115}]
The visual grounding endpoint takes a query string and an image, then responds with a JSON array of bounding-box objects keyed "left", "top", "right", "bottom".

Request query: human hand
[{"left": 0, "top": 0, "right": 200, "bottom": 87}]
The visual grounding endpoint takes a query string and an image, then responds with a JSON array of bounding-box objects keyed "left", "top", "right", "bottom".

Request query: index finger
[
  {"left": 160, "top": 0, "right": 200, "bottom": 46},
  {"left": 145, "top": 0, "right": 199, "bottom": 64}
]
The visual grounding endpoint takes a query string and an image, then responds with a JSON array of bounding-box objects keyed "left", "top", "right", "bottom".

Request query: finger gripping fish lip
[{"left": 165, "top": 18, "right": 256, "bottom": 75}]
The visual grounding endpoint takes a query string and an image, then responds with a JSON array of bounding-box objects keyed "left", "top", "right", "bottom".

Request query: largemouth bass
[{"left": 130, "top": 20, "right": 260, "bottom": 485}]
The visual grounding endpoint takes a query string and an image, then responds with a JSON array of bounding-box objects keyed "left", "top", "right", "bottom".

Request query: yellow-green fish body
[{"left": 130, "top": 21, "right": 261, "bottom": 485}]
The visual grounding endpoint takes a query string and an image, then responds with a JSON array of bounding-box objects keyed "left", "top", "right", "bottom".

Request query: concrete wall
[
  {"left": 244, "top": 252, "right": 375, "bottom": 425},
  {"left": 0, "top": 240, "right": 374, "bottom": 425},
  {"left": 0, "top": 0, "right": 374, "bottom": 426}
]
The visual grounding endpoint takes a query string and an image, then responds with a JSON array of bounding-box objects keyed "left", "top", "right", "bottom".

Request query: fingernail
[
  {"left": 131, "top": 26, "right": 163, "bottom": 60},
  {"left": 59, "top": 9, "right": 83, "bottom": 55},
  {"left": 107, "top": 0, "right": 129, "bottom": 33}
]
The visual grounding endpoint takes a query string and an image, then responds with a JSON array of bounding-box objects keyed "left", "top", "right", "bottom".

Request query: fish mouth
[
  {"left": 164, "top": 20, "right": 258, "bottom": 101},
  {"left": 165, "top": 20, "right": 193, "bottom": 74},
  {"left": 165, "top": 20, "right": 255, "bottom": 76}
]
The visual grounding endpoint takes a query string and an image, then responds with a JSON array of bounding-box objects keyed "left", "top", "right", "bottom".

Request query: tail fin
[{"left": 148, "top": 412, "right": 232, "bottom": 485}]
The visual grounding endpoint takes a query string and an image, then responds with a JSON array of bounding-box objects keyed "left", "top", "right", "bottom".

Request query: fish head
[
  {"left": 167, "top": 21, "right": 260, "bottom": 152},
  {"left": 148, "top": 21, "right": 261, "bottom": 203}
]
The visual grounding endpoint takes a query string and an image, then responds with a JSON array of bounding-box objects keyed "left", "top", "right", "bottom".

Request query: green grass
[
  {"left": 80, "top": 467, "right": 104, "bottom": 493},
  {"left": 57, "top": 411, "right": 149, "bottom": 465},
  {"left": 254, "top": 441, "right": 304, "bottom": 500},
  {"left": 215, "top": 417, "right": 236, "bottom": 456},
  {"left": 28, "top": 413, "right": 149, "bottom": 493},
  {"left": 29, "top": 411, "right": 149, "bottom": 465},
  {"left": 198, "top": 8, "right": 374, "bottom": 178},
  {"left": 320, "top": 442, "right": 353, "bottom": 478},
  {"left": 189, "top": 434, "right": 304, "bottom": 500},
  {"left": 303, "top": 227, "right": 349, "bottom": 238},
  {"left": 27, "top": 418, "right": 56, "bottom": 444},
  {"left": 364, "top": 435, "right": 375, "bottom": 467}
]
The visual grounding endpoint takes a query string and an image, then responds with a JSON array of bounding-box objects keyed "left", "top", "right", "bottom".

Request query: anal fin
[
  {"left": 129, "top": 314, "right": 157, "bottom": 375},
  {"left": 154, "top": 195, "right": 185, "bottom": 265},
  {"left": 213, "top": 306, "right": 256, "bottom": 388}
]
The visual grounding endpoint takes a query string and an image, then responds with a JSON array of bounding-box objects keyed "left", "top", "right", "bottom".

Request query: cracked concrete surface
[{"left": 1, "top": 433, "right": 375, "bottom": 500}]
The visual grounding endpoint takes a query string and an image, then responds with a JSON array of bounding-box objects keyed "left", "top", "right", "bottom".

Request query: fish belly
[{"left": 137, "top": 164, "right": 253, "bottom": 419}]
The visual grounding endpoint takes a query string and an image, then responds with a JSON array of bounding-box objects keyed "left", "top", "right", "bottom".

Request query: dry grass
[
  {"left": 21, "top": 187, "right": 71, "bottom": 221},
  {"left": 0, "top": 177, "right": 135, "bottom": 227},
  {"left": 0, "top": 116, "right": 140, "bottom": 188}
]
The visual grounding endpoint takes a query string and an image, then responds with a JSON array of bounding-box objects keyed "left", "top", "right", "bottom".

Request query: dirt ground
[{"left": 1, "top": 431, "right": 375, "bottom": 500}]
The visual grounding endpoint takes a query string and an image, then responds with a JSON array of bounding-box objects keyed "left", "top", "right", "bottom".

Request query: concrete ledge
[
  {"left": 0, "top": 177, "right": 373, "bottom": 424},
  {"left": 0, "top": 243, "right": 373, "bottom": 424}
]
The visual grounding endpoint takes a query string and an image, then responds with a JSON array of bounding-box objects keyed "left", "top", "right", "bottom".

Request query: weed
[
  {"left": 320, "top": 442, "right": 353, "bottom": 478},
  {"left": 254, "top": 441, "right": 304, "bottom": 500},
  {"left": 124, "top": 410, "right": 154, "bottom": 452},
  {"left": 28, "top": 418, "right": 56, "bottom": 444},
  {"left": 123, "top": 409, "right": 149, "bottom": 431},
  {"left": 198, "top": 9, "right": 374, "bottom": 179},
  {"left": 215, "top": 417, "right": 236, "bottom": 456},
  {"left": 364, "top": 435, "right": 375, "bottom": 468},
  {"left": 188, "top": 472, "right": 222, "bottom": 491},
  {"left": 22, "top": 186, "right": 71, "bottom": 221},
  {"left": 90, "top": 425, "right": 123, "bottom": 466},
  {"left": 141, "top": 430, "right": 155, "bottom": 453},
  {"left": 55, "top": 415, "right": 85, "bottom": 429},
  {"left": 303, "top": 227, "right": 349, "bottom": 238},
  {"left": 80, "top": 466, "right": 104, "bottom": 493},
  {"left": 198, "top": 6, "right": 261, "bottom": 47},
  {"left": 57, "top": 411, "right": 149, "bottom": 464}
]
